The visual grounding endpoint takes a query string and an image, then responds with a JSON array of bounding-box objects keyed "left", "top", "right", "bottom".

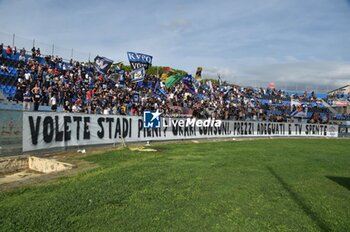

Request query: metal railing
[{"left": 0, "top": 31, "right": 96, "bottom": 62}]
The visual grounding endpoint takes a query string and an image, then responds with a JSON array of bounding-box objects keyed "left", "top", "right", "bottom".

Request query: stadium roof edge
[{"left": 327, "top": 84, "right": 350, "bottom": 94}]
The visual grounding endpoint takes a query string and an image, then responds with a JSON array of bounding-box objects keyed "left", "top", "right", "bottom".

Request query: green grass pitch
[{"left": 1, "top": 139, "right": 350, "bottom": 231}]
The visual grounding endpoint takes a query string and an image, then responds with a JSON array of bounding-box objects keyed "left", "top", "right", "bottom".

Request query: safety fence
[{"left": 0, "top": 31, "right": 96, "bottom": 62}]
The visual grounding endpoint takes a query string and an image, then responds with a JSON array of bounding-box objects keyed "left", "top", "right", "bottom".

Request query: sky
[{"left": 0, "top": 0, "right": 349, "bottom": 91}]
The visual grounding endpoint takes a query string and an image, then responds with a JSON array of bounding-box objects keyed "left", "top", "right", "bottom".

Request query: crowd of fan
[{"left": 1, "top": 44, "right": 349, "bottom": 123}]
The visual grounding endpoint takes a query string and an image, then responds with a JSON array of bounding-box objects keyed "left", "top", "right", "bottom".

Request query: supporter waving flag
[
  {"left": 132, "top": 92, "right": 140, "bottom": 102},
  {"left": 183, "top": 74, "right": 196, "bottom": 94},
  {"left": 112, "top": 62, "right": 125, "bottom": 74},
  {"left": 152, "top": 81, "right": 167, "bottom": 99},
  {"left": 94, "top": 56, "right": 113, "bottom": 74},
  {"left": 183, "top": 74, "right": 193, "bottom": 85},
  {"left": 290, "top": 98, "right": 308, "bottom": 118},
  {"left": 206, "top": 80, "right": 214, "bottom": 93},
  {"left": 224, "top": 86, "right": 233, "bottom": 96}
]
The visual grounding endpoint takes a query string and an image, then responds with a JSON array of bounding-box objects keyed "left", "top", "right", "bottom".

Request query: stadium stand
[{"left": 0, "top": 42, "right": 349, "bottom": 122}]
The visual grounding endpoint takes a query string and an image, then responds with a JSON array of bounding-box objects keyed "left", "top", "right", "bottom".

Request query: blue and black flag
[
  {"left": 127, "top": 52, "right": 153, "bottom": 70},
  {"left": 94, "top": 56, "right": 113, "bottom": 74},
  {"left": 130, "top": 67, "right": 146, "bottom": 82},
  {"left": 183, "top": 74, "right": 196, "bottom": 94}
]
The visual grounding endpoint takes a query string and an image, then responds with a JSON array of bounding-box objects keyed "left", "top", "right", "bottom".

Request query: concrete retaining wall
[
  {"left": 0, "top": 157, "right": 28, "bottom": 174},
  {"left": 28, "top": 156, "right": 75, "bottom": 173},
  {"left": 0, "top": 156, "right": 75, "bottom": 174}
]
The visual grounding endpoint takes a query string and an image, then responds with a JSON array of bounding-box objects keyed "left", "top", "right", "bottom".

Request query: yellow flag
[
  {"left": 195, "top": 67, "right": 202, "bottom": 79},
  {"left": 161, "top": 73, "right": 169, "bottom": 82}
]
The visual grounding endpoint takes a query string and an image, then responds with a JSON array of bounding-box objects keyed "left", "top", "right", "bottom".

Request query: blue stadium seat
[
  {"left": 3, "top": 86, "right": 10, "bottom": 94},
  {"left": 9, "top": 89, "right": 16, "bottom": 97},
  {"left": 37, "top": 57, "right": 46, "bottom": 64},
  {"left": 315, "top": 93, "right": 327, "bottom": 99},
  {"left": 13, "top": 54, "right": 20, "bottom": 61},
  {"left": 9, "top": 67, "right": 17, "bottom": 77}
]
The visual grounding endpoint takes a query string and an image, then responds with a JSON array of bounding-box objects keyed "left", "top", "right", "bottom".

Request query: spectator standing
[
  {"left": 41, "top": 86, "right": 49, "bottom": 106},
  {"left": 23, "top": 88, "right": 32, "bottom": 110},
  {"left": 63, "top": 100, "right": 71, "bottom": 112},
  {"left": 32, "top": 91, "right": 42, "bottom": 111},
  {"left": 72, "top": 102, "right": 80, "bottom": 113},
  {"left": 50, "top": 93, "right": 57, "bottom": 112},
  {"left": 36, "top": 48, "right": 41, "bottom": 57},
  {"left": 6, "top": 45, "right": 12, "bottom": 57},
  {"left": 103, "top": 107, "right": 110, "bottom": 115},
  {"left": 19, "top": 53, "right": 25, "bottom": 63},
  {"left": 0, "top": 43, "right": 3, "bottom": 57},
  {"left": 24, "top": 71, "right": 31, "bottom": 83},
  {"left": 31, "top": 46, "right": 36, "bottom": 58},
  {"left": 32, "top": 84, "right": 42, "bottom": 111},
  {"left": 20, "top": 47, "right": 26, "bottom": 56},
  {"left": 14, "top": 82, "right": 23, "bottom": 103}
]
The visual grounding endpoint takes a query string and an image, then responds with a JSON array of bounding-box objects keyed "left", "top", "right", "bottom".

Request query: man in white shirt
[
  {"left": 103, "top": 107, "right": 110, "bottom": 115},
  {"left": 24, "top": 72, "right": 31, "bottom": 82},
  {"left": 50, "top": 93, "right": 57, "bottom": 112},
  {"left": 72, "top": 102, "right": 80, "bottom": 113},
  {"left": 23, "top": 88, "right": 32, "bottom": 111}
]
